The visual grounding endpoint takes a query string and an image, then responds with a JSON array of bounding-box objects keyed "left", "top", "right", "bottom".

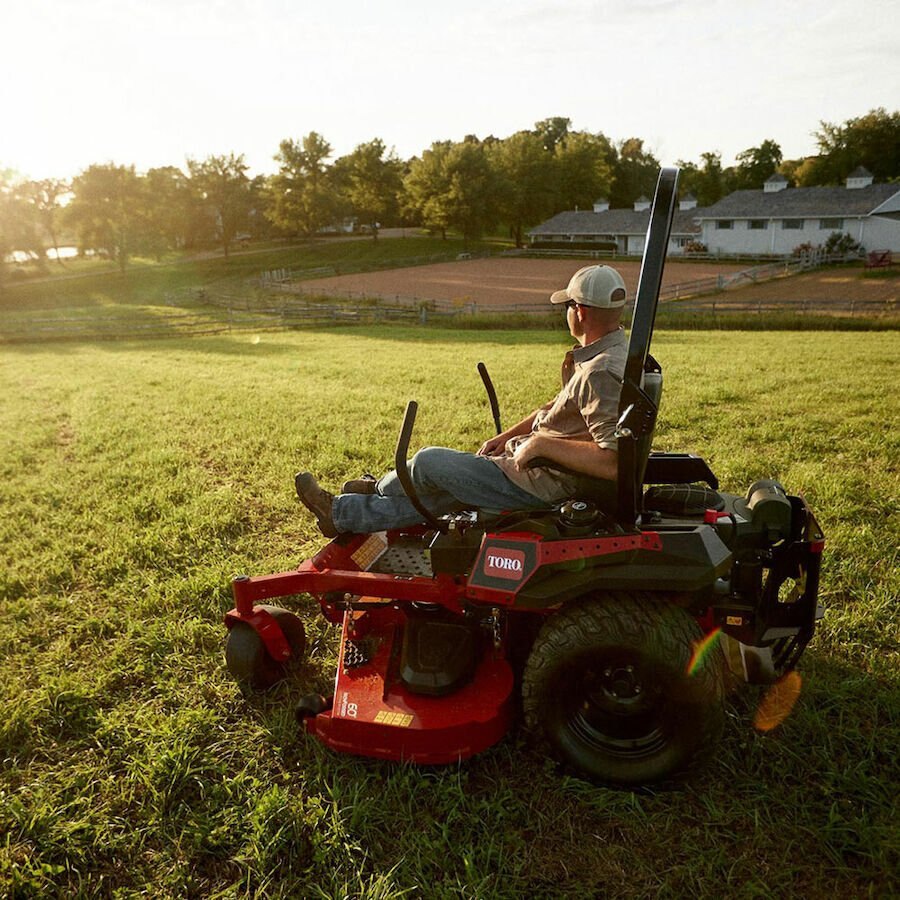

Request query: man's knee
[
  {"left": 409, "top": 446, "right": 447, "bottom": 486},
  {"left": 409, "top": 446, "right": 470, "bottom": 490}
]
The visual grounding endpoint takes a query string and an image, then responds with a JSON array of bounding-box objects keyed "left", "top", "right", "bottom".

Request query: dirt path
[{"left": 676, "top": 269, "right": 898, "bottom": 306}]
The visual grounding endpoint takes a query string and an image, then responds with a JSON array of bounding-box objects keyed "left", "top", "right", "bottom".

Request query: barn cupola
[{"left": 845, "top": 166, "right": 874, "bottom": 189}]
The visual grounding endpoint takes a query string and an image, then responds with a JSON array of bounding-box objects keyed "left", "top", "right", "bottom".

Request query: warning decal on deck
[
  {"left": 374, "top": 710, "right": 414, "bottom": 727},
  {"left": 351, "top": 531, "right": 388, "bottom": 570}
]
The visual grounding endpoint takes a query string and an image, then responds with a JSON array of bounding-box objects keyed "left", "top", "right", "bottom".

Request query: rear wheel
[
  {"left": 225, "top": 606, "right": 306, "bottom": 690},
  {"left": 522, "top": 593, "right": 725, "bottom": 786}
]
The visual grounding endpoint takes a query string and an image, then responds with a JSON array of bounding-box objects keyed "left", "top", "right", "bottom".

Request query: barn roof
[
  {"left": 528, "top": 206, "right": 703, "bottom": 237},
  {"left": 695, "top": 183, "right": 900, "bottom": 219}
]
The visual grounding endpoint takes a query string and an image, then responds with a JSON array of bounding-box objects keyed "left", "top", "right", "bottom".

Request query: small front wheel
[
  {"left": 522, "top": 593, "right": 725, "bottom": 786},
  {"left": 295, "top": 693, "right": 332, "bottom": 724},
  {"left": 225, "top": 606, "right": 306, "bottom": 691}
]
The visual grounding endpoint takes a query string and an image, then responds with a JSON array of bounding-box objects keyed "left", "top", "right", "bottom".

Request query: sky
[{"left": 2, "top": 0, "right": 898, "bottom": 182}]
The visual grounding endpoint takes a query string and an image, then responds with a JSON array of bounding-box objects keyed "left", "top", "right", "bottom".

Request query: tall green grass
[{"left": 0, "top": 329, "right": 897, "bottom": 897}]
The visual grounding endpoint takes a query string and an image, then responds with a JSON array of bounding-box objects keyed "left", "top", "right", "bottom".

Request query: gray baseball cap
[{"left": 550, "top": 265, "right": 627, "bottom": 308}]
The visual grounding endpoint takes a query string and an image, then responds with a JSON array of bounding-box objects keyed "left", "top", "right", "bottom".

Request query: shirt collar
[{"left": 572, "top": 326, "right": 626, "bottom": 364}]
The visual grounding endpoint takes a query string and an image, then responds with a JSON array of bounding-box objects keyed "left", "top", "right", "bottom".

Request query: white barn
[
  {"left": 695, "top": 169, "right": 900, "bottom": 255},
  {"left": 527, "top": 194, "right": 705, "bottom": 256}
]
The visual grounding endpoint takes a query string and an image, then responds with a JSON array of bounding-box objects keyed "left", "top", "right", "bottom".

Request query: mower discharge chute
[{"left": 224, "top": 168, "right": 825, "bottom": 786}]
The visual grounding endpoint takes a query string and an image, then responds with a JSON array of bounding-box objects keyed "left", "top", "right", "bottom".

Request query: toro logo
[{"left": 484, "top": 548, "right": 526, "bottom": 581}]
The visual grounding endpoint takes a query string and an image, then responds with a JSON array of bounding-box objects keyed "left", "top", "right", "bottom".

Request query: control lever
[
  {"left": 393, "top": 400, "right": 447, "bottom": 533},
  {"left": 477, "top": 361, "right": 502, "bottom": 435}
]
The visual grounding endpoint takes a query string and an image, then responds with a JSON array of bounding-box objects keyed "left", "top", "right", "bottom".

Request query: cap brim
[{"left": 549, "top": 289, "right": 570, "bottom": 304}]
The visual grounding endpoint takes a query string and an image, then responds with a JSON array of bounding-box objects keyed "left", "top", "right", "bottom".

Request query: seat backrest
[{"left": 635, "top": 370, "right": 663, "bottom": 485}]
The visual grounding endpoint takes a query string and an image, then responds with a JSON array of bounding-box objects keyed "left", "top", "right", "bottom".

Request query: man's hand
[
  {"left": 476, "top": 409, "right": 543, "bottom": 457},
  {"left": 477, "top": 434, "right": 507, "bottom": 457},
  {"left": 512, "top": 434, "right": 544, "bottom": 470}
]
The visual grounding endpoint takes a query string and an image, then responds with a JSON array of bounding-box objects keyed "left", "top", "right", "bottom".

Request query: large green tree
[
  {"left": 490, "top": 130, "right": 557, "bottom": 247},
  {"left": 534, "top": 116, "right": 572, "bottom": 152},
  {"left": 554, "top": 130, "right": 615, "bottom": 211},
  {"left": 676, "top": 151, "right": 730, "bottom": 206},
  {"left": 334, "top": 139, "right": 403, "bottom": 239},
  {"left": 143, "top": 166, "right": 192, "bottom": 260},
  {"left": 65, "top": 164, "right": 145, "bottom": 271},
  {"left": 267, "top": 132, "right": 337, "bottom": 237},
  {"left": 609, "top": 138, "right": 660, "bottom": 208},
  {"left": 0, "top": 170, "right": 34, "bottom": 287},
  {"left": 732, "top": 139, "right": 783, "bottom": 190},
  {"left": 443, "top": 139, "right": 499, "bottom": 246},
  {"left": 21, "top": 178, "right": 69, "bottom": 264},
  {"left": 402, "top": 141, "right": 454, "bottom": 238},
  {"left": 798, "top": 108, "right": 900, "bottom": 185},
  {"left": 186, "top": 153, "right": 251, "bottom": 257}
]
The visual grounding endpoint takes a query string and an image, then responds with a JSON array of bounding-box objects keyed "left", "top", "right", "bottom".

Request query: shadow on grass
[
  {"left": 226, "top": 644, "right": 899, "bottom": 896},
  {"left": 0, "top": 327, "right": 574, "bottom": 359}
]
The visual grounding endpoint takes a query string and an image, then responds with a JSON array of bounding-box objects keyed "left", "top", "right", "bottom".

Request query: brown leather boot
[
  {"left": 294, "top": 472, "right": 338, "bottom": 537},
  {"left": 341, "top": 473, "right": 378, "bottom": 495}
]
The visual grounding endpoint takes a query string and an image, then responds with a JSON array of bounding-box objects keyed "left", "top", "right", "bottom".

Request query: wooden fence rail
[
  {"left": 2, "top": 295, "right": 896, "bottom": 343},
  {"left": 1, "top": 253, "right": 891, "bottom": 344}
]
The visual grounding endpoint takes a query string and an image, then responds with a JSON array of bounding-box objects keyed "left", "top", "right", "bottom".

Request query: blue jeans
[{"left": 331, "top": 447, "right": 550, "bottom": 533}]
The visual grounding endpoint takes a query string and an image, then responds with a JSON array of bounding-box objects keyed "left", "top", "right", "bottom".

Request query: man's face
[{"left": 565, "top": 300, "right": 586, "bottom": 341}]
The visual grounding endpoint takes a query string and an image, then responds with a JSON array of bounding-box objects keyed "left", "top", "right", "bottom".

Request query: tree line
[{"left": 1, "top": 108, "right": 897, "bottom": 278}]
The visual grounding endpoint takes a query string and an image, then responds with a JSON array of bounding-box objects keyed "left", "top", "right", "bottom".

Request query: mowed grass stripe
[{"left": 0, "top": 328, "right": 897, "bottom": 898}]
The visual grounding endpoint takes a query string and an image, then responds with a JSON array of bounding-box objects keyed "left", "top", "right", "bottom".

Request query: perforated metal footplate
[
  {"left": 343, "top": 638, "right": 378, "bottom": 669},
  {"left": 370, "top": 542, "right": 433, "bottom": 577}
]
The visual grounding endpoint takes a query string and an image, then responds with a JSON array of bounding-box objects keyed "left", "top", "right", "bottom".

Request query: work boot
[
  {"left": 294, "top": 472, "right": 338, "bottom": 537},
  {"left": 341, "top": 473, "right": 378, "bottom": 495}
]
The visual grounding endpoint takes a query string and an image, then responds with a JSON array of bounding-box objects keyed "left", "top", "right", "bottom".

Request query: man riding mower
[{"left": 224, "top": 168, "right": 825, "bottom": 786}]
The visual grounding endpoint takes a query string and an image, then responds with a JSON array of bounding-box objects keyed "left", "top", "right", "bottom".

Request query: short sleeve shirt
[{"left": 490, "top": 328, "right": 627, "bottom": 502}]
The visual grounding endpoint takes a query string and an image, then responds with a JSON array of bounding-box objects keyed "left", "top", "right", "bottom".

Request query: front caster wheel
[
  {"left": 523, "top": 593, "right": 726, "bottom": 786},
  {"left": 295, "top": 693, "right": 332, "bottom": 724},
  {"left": 225, "top": 606, "right": 306, "bottom": 691}
]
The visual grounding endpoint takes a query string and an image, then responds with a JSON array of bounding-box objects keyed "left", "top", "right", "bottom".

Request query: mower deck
[{"left": 305, "top": 607, "right": 514, "bottom": 764}]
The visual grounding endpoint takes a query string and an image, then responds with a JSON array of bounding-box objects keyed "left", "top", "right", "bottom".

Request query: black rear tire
[
  {"left": 225, "top": 606, "right": 306, "bottom": 691},
  {"left": 522, "top": 593, "right": 725, "bottom": 786}
]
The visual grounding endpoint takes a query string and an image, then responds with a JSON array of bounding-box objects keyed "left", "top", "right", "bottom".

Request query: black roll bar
[{"left": 616, "top": 167, "right": 679, "bottom": 528}]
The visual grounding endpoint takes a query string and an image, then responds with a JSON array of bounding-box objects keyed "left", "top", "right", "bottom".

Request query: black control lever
[
  {"left": 393, "top": 400, "right": 447, "bottom": 533},
  {"left": 477, "top": 361, "right": 502, "bottom": 435}
]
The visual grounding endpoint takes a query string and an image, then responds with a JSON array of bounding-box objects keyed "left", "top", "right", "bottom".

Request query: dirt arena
[
  {"left": 298, "top": 256, "right": 897, "bottom": 309},
  {"left": 302, "top": 257, "right": 746, "bottom": 308}
]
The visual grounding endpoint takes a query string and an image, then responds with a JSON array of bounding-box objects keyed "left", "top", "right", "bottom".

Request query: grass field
[
  {"left": 1, "top": 328, "right": 898, "bottom": 898},
  {"left": 0, "top": 236, "right": 503, "bottom": 311}
]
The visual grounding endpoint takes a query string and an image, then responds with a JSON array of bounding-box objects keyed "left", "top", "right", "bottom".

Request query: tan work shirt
[{"left": 491, "top": 328, "right": 627, "bottom": 502}]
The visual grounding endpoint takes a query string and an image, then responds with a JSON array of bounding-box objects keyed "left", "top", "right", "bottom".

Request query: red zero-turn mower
[{"left": 224, "top": 168, "right": 826, "bottom": 785}]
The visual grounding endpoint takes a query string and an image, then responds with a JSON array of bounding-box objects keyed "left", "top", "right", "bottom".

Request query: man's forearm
[
  {"left": 518, "top": 434, "right": 618, "bottom": 481},
  {"left": 499, "top": 408, "right": 542, "bottom": 442},
  {"left": 479, "top": 406, "right": 554, "bottom": 456}
]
